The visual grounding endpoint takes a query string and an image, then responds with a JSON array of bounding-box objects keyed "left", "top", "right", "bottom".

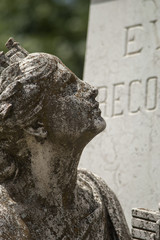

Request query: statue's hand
[{"left": 0, "top": 186, "right": 30, "bottom": 240}]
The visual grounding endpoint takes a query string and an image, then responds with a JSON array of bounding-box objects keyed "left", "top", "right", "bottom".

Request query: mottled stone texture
[
  {"left": 0, "top": 38, "right": 131, "bottom": 239},
  {"left": 131, "top": 207, "right": 160, "bottom": 239}
]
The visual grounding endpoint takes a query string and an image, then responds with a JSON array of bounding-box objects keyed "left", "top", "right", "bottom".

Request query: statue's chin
[{"left": 93, "top": 116, "right": 106, "bottom": 134}]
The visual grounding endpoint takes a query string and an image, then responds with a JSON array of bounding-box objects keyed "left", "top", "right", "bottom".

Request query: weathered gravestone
[{"left": 80, "top": 0, "right": 160, "bottom": 226}]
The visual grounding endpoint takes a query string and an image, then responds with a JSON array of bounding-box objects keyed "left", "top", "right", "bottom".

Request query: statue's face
[{"left": 43, "top": 59, "right": 106, "bottom": 145}]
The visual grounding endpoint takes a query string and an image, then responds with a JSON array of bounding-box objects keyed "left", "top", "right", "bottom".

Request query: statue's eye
[
  {"left": 69, "top": 73, "right": 76, "bottom": 83},
  {"left": 59, "top": 81, "right": 78, "bottom": 96}
]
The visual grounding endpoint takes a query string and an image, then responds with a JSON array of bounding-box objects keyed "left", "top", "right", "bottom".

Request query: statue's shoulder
[
  {"left": 77, "top": 169, "right": 119, "bottom": 208},
  {"left": 77, "top": 169, "right": 132, "bottom": 240},
  {"left": 77, "top": 168, "right": 114, "bottom": 196},
  {"left": 0, "top": 185, "right": 30, "bottom": 240},
  {"left": 77, "top": 169, "right": 108, "bottom": 209}
]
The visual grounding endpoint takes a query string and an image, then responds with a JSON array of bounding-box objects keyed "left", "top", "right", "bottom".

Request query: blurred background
[{"left": 0, "top": 0, "right": 90, "bottom": 78}]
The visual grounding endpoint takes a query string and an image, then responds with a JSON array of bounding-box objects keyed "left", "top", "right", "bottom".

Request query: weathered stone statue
[{"left": 0, "top": 38, "right": 131, "bottom": 240}]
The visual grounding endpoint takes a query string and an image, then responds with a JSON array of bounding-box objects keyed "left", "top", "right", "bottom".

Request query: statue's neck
[{"left": 24, "top": 135, "right": 81, "bottom": 207}]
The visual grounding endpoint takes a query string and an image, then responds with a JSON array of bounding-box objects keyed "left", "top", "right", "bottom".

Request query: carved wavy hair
[{"left": 0, "top": 38, "right": 74, "bottom": 183}]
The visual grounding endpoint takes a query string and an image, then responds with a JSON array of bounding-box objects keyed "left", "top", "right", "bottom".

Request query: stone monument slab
[{"left": 80, "top": 0, "right": 160, "bottom": 226}]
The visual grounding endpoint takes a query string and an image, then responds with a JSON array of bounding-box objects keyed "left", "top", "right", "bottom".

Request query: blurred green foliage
[{"left": 0, "top": 0, "right": 90, "bottom": 78}]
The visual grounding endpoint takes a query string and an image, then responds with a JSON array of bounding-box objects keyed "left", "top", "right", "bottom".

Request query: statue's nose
[{"left": 91, "top": 87, "right": 98, "bottom": 98}]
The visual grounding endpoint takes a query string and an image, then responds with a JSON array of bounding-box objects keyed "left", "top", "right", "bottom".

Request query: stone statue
[{"left": 0, "top": 38, "right": 131, "bottom": 240}]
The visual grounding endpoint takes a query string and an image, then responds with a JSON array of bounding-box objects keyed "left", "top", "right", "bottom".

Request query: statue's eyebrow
[
  {"left": 68, "top": 72, "right": 77, "bottom": 83},
  {"left": 61, "top": 71, "right": 77, "bottom": 86}
]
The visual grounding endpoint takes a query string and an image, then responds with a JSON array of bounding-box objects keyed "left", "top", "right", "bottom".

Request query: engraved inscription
[
  {"left": 128, "top": 80, "right": 141, "bottom": 114},
  {"left": 97, "top": 86, "right": 108, "bottom": 117},
  {"left": 124, "top": 24, "right": 143, "bottom": 56},
  {"left": 124, "top": 20, "right": 160, "bottom": 56},
  {"left": 150, "top": 20, "right": 160, "bottom": 50},
  {"left": 103, "top": 18, "right": 160, "bottom": 118},
  {"left": 145, "top": 77, "right": 158, "bottom": 110},
  {"left": 98, "top": 76, "right": 159, "bottom": 118},
  {"left": 112, "top": 83, "right": 125, "bottom": 117}
]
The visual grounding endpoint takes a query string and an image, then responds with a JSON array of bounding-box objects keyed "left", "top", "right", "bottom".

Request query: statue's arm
[{"left": 0, "top": 186, "right": 30, "bottom": 240}]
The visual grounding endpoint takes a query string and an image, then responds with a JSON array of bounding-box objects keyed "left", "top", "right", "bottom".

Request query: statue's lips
[
  {"left": 93, "top": 101, "right": 99, "bottom": 108},
  {"left": 92, "top": 101, "right": 101, "bottom": 116}
]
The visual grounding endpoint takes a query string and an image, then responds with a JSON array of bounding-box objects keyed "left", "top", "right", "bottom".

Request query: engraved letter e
[{"left": 124, "top": 24, "right": 143, "bottom": 56}]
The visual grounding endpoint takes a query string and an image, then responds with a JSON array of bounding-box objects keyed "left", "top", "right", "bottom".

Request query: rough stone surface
[
  {"left": 0, "top": 38, "right": 131, "bottom": 239},
  {"left": 80, "top": 0, "right": 160, "bottom": 226},
  {"left": 131, "top": 207, "right": 160, "bottom": 239}
]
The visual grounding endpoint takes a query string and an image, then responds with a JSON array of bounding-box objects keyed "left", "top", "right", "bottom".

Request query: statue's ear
[{"left": 24, "top": 123, "right": 47, "bottom": 139}]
